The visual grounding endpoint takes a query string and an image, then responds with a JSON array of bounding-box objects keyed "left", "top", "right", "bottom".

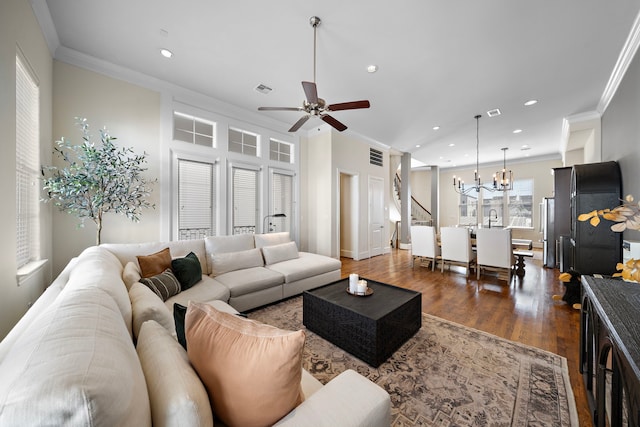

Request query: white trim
[
  {"left": 17, "top": 259, "right": 48, "bottom": 286},
  {"left": 30, "top": 0, "right": 60, "bottom": 56},
  {"left": 598, "top": 9, "right": 640, "bottom": 113}
]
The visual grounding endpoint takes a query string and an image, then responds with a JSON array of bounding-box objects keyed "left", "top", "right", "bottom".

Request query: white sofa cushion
[
  {"left": 129, "top": 282, "right": 176, "bottom": 340},
  {"left": 136, "top": 320, "right": 213, "bottom": 427},
  {"left": 262, "top": 241, "right": 299, "bottom": 265},
  {"left": 65, "top": 246, "right": 133, "bottom": 336},
  {"left": 0, "top": 286, "right": 151, "bottom": 426},
  {"left": 122, "top": 261, "right": 142, "bottom": 290},
  {"left": 213, "top": 266, "right": 284, "bottom": 297},
  {"left": 164, "top": 275, "right": 231, "bottom": 310},
  {"left": 266, "top": 252, "right": 342, "bottom": 283},
  {"left": 210, "top": 247, "right": 264, "bottom": 276},
  {"left": 102, "top": 240, "right": 208, "bottom": 276},
  {"left": 254, "top": 231, "right": 290, "bottom": 248}
]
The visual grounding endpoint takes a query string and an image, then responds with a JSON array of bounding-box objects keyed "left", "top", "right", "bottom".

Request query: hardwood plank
[{"left": 341, "top": 249, "right": 592, "bottom": 426}]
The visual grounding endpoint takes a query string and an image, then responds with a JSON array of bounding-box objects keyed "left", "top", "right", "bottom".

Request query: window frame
[{"left": 229, "top": 161, "right": 261, "bottom": 235}]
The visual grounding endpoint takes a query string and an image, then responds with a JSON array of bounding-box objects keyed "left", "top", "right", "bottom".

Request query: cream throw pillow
[
  {"left": 209, "top": 247, "right": 264, "bottom": 276},
  {"left": 129, "top": 282, "right": 176, "bottom": 340},
  {"left": 261, "top": 241, "right": 299, "bottom": 265},
  {"left": 185, "top": 302, "right": 305, "bottom": 427},
  {"left": 136, "top": 320, "right": 213, "bottom": 427}
]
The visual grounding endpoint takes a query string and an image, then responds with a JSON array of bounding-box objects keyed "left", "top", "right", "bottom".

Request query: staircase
[{"left": 391, "top": 173, "right": 432, "bottom": 247}]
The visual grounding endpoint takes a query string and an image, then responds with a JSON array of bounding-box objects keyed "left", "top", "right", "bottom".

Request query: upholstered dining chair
[
  {"left": 475, "top": 228, "right": 514, "bottom": 282},
  {"left": 439, "top": 227, "right": 476, "bottom": 277},
  {"left": 410, "top": 225, "right": 440, "bottom": 270}
]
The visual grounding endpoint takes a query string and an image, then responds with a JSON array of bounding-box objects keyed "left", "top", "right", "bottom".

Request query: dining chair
[
  {"left": 440, "top": 227, "right": 476, "bottom": 277},
  {"left": 410, "top": 225, "right": 440, "bottom": 270},
  {"left": 475, "top": 228, "right": 514, "bottom": 282}
]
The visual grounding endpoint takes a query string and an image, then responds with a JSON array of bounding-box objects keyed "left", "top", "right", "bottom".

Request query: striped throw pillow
[{"left": 139, "top": 269, "right": 181, "bottom": 301}]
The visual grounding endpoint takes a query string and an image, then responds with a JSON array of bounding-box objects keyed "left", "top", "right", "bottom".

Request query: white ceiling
[{"left": 37, "top": 0, "right": 640, "bottom": 169}]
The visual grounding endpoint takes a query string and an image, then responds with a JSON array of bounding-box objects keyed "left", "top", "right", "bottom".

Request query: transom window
[
  {"left": 229, "top": 128, "right": 258, "bottom": 157},
  {"left": 173, "top": 111, "right": 215, "bottom": 147},
  {"left": 269, "top": 139, "right": 293, "bottom": 163}
]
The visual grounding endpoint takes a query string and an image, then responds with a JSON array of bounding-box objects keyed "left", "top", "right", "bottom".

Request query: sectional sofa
[{"left": 0, "top": 233, "right": 391, "bottom": 426}]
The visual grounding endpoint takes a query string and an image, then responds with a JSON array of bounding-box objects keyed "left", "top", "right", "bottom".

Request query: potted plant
[{"left": 41, "top": 118, "right": 155, "bottom": 245}]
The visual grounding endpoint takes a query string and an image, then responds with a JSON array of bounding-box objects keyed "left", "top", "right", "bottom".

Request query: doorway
[{"left": 339, "top": 172, "right": 358, "bottom": 259}]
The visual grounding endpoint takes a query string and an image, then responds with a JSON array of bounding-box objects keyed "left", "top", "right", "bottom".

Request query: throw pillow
[
  {"left": 185, "top": 302, "right": 305, "bottom": 427},
  {"left": 136, "top": 320, "right": 213, "bottom": 427},
  {"left": 173, "top": 303, "right": 188, "bottom": 350},
  {"left": 130, "top": 282, "right": 177, "bottom": 341},
  {"left": 261, "top": 241, "right": 299, "bottom": 265},
  {"left": 210, "top": 248, "right": 264, "bottom": 276},
  {"left": 139, "top": 269, "right": 181, "bottom": 301},
  {"left": 137, "top": 247, "right": 172, "bottom": 279},
  {"left": 171, "top": 252, "right": 202, "bottom": 290}
]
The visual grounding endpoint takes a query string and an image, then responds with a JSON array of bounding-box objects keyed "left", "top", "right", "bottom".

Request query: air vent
[
  {"left": 487, "top": 108, "right": 501, "bottom": 117},
  {"left": 370, "top": 148, "right": 383, "bottom": 167},
  {"left": 254, "top": 84, "right": 272, "bottom": 94}
]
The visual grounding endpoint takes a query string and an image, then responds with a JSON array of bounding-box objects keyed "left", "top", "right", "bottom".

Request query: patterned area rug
[{"left": 248, "top": 296, "right": 578, "bottom": 427}]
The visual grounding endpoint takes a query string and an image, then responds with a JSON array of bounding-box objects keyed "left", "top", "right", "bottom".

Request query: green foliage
[{"left": 41, "top": 118, "right": 155, "bottom": 244}]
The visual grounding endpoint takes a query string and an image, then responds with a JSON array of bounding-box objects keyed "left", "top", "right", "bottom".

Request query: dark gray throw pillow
[
  {"left": 171, "top": 252, "right": 202, "bottom": 290},
  {"left": 174, "top": 303, "right": 188, "bottom": 350},
  {"left": 139, "top": 269, "right": 181, "bottom": 301}
]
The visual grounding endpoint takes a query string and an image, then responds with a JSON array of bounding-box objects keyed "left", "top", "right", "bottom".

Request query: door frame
[{"left": 336, "top": 169, "right": 360, "bottom": 260}]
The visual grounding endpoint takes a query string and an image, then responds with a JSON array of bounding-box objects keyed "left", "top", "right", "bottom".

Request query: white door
[{"left": 369, "top": 176, "right": 384, "bottom": 257}]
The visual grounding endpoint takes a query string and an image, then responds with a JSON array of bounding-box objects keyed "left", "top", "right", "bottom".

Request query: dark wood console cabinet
[{"left": 580, "top": 275, "right": 640, "bottom": 426}]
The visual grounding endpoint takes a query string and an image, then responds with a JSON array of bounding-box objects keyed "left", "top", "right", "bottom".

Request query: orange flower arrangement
[{"left": 578, "top": 194, "right": 640, "bottom": 282}]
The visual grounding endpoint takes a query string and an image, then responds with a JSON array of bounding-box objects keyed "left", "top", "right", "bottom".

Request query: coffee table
[{"left": 303, "top": 278, "right": 422, "bottom": 367}]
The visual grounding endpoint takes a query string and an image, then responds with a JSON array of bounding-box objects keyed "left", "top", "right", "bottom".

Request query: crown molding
[
  {"left": 30, "top": 0, "right": 59, "bottom": 56},
  {"left": 597, "top": 10, "right": 640, "bottom": 113}
]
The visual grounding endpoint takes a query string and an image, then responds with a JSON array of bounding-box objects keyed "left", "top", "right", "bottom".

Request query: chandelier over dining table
[{"left": 453, "top": 114, "right": 513, "bottom": 195}]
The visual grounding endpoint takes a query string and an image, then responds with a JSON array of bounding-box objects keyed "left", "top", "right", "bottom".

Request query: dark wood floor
[{"left": 340, "top": 248, "right": 592, "bottom": 427}]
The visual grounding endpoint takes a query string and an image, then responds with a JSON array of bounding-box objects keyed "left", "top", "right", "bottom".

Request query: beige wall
[
  {"left": 51, "top": 61, "right": 162, "bottom": 276},
  {"left": 0, "top": 0, "right": 53, "bottom": 338}
]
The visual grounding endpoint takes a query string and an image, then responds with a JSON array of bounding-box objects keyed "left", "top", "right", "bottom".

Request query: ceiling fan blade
[
  {"left": 321, "top": 114, "right": 347, "bottom": 132},
  {"left": 327, "top": 100, "right": 371, "bottom": 111},
  {"left": 258, "top": 107, "right": 303, "bottom": 111},
  {"left": 302, "top": 81, "right": 318, "bottom": 104},
  {"left": 288, "top": 115, "right": 310, "bottom": 132}
]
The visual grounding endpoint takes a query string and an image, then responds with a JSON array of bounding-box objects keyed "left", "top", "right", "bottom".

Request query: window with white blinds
[
  {"left": 178, "top": 159, "right": 216, "bottom": 240},
  {"left": 16, "top": 53, "right": 40, "bottom": 268},
  {"left": 269, "top": 170, "right": 293, "bottom": 233},
  {"left": 229, "top": 128, "right": 258, "bottom": 157},
  {"left": 173, "top": 112, "right": 215, "bottom": 147},
  {"left": 232, "top": 166, "right": 259, "bottom": 234}
]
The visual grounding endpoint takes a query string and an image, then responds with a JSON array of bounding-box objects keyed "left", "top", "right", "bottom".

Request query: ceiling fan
[{"left": 258, "top": 16, "right": 370, "bottom": 132}]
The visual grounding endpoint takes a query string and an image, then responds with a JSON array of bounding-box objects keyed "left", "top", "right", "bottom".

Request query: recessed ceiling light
[
  {"left": 367, "top": 65, "right": 378, "bottom": 73},
  {"left": 448, "top": 143, "right": 455, "bottom": 147},
  {"left": 521, "top": 145, "right": 531, "bottom": 151},
  {"left": 433, "top": 126, "right": 440, "bottom": 131},
  {"left": 524, "top": 99, "right": 538, "bottom": 106},
  {"left": 513, "top": 129, "right": 523, "bottom": 134},
  {"left": 160, "top": 48, "right": 173, "bottom": 58},
  {"left": 487, "top": 108, "right": 501, "bottom": 117},
  {"left": 415, "top": 144, "right": 421, "bottom": 148}
]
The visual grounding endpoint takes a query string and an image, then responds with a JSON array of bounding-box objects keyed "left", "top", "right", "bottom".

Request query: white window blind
[
  {"left": 173, "top": 112, "right": 215, "bottom": 147},
  {"left": 229, "top": 128, "right": 258, "bottom": 157},
  {"left": 16, "top": 53, "right": 40, "bottom": 268},
  {"left": 178, "top": 159, "right": 216, "bottom": 240},
  {"left": 269, "top": 171, "right": 293, "bottom": 233},
  {"left": 232, "top": 166, "right": 259, "bottom": 234}
]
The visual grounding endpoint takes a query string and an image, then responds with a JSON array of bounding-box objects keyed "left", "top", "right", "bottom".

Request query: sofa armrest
[{"left": 274, "top": 370, "right": 391, "bottom": 427}]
